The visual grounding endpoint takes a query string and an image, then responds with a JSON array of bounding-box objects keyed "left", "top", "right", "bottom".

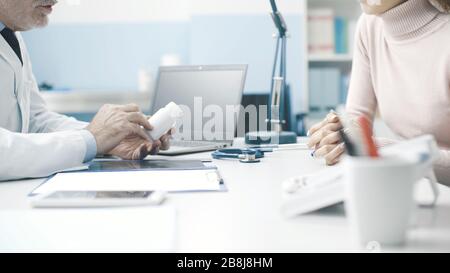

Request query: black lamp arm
[{"left": 270, "top": 0, "right": 288, "bottom": 38}]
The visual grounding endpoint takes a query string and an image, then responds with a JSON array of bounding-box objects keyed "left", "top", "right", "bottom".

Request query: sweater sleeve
[{"left": 345, "top": 15, "right": 378, "bottom": 124}]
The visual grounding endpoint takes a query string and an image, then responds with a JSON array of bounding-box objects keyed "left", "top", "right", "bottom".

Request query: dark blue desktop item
[{"left": 245, "top": 0, "right": 297, "bottom": 145}]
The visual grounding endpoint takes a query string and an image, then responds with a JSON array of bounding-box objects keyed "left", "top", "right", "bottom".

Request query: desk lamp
[{"left": 245, "top": 0, "right": 297, "bottom": 145}]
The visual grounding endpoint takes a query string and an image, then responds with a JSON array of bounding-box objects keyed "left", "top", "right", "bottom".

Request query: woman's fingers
[
  {"left": 319, "top": 130, "right": 342, "bottom": 147},
  {"left": 313, "top": 143, "right": 345, "bottom": 165},
  {"left": 324, "top": 143, "right": 345, "bottom": 166},
  {"left": 307, "top": 119, "right": 327, "bottom": 137},
  {"left": 307, "top": 112, "right": 340, "bottom": 136},
  {"left": 313, "top": 144, "right": 337, "bottom": 158},
  {"left": 307, "top": 122, "right": 342, "bottom": 148},
  {"left": 307, "top": 129, "right": 327, "bottom": 148},
  {"left": 324, "top": 121, "right": 343, "bottom": 133}
]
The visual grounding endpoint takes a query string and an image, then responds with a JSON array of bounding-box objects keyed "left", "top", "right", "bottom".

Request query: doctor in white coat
[{"left": 0, "top": 0, "right": 172, "bottom": 181}]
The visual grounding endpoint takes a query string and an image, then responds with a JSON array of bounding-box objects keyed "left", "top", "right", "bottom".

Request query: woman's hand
[{"left": 307, "top": 111, "right": 345, "bottom": 165}]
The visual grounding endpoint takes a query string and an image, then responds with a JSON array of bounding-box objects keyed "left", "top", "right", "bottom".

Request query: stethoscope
[
  {"left": 211, "top": 143, "right": 309, "bottom": 163},
  {"left": 211, "top": 148, "right": 268, "bottom": 163}
]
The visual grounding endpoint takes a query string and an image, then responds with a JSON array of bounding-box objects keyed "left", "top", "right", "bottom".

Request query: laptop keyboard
[{"left": 171, "top": 140, "right": 223, "bottom": 148}]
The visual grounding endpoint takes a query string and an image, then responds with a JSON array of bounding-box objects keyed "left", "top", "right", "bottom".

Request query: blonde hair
[{"left": 434, "top": 0, "right": 450, "bottom": 11}]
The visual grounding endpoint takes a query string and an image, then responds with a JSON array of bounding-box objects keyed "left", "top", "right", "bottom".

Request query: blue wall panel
[
  {"left": 22, "top": 23, "right": 190, "bottom": 90},
  {"left": 190, "top": 15, "right": 304, "bottom": 95}
]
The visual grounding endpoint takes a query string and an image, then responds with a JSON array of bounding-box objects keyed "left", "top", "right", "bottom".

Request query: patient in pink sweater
[{"left": 307, "top": 0, "right": 450, "bottom": 185}]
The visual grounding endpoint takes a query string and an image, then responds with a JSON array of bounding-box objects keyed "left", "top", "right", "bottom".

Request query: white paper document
[
  {"left": 0, "top": 207, "right": 177, "bottom": 252},
  {"left": 32, "top": 169, "right": 222, "bottom": 195}
]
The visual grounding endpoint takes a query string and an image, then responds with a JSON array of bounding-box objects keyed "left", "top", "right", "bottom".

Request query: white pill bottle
[{"left": 148, "top": 102, "right": 184, "bottom": 140}]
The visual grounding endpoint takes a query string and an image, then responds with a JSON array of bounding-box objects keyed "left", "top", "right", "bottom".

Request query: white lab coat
[{"left": 0, "top": 32, "right": 90, "bottom": 181}]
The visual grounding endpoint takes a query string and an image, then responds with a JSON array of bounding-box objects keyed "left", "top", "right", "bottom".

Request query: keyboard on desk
[
  {"left": 171, "top": 140, "right": 223, "bottom": 148},
  {"left": 158, "top": 140, "right": 230, "bottom": 156}
]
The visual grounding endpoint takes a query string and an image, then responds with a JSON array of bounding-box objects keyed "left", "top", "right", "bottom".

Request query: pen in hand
[
  {"left": 308, "top": 109, "right": 339, "bottom": 158},
  {"left": 339, "top": 129, "right": 357, "bottom": 156},
  {"left": 311, "top": 144, "right": 318, "bottom": 157}
]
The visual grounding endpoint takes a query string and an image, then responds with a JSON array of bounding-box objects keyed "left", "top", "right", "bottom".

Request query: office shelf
[{"left": 305, "top": 0, "right": 361, "bottom": 115}]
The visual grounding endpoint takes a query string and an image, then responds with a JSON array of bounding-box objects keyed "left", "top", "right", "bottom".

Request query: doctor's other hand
[
  {"left": 86, "top": 103, "right": 152, "bottom": 155},
  {"left": 307, "top": 111, "right": 345, "bottom": 166},
  {"left": 108, "top": 128, "right": 175, "bottom": 160}
]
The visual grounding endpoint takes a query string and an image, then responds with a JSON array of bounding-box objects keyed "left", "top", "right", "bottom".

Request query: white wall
[
  {"left": 51, "top": 0, "right": 305, "bottom": 23},
  {"left": 51, "top": 0, "right": 190, "bottom": 23},
  {"left": 189, "top": 0, "right": 304, "bottom": 15}
]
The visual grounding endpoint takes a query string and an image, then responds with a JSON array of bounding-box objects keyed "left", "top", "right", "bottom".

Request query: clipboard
[
  {"left": 85, "top": 159, "right": 217, "bottom": 172},
  {"left": 30, "top": 159, "right": 226, "bottom": 196}
]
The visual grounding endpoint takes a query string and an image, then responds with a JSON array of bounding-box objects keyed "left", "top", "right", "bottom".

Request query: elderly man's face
[{"left": 0, "top": 0, "right": 58, "bottom": 31}]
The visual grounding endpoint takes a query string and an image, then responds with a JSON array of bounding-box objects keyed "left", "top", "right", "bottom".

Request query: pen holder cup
[{"left": 344, "top": 156, "right": 419, "bottom": 247}]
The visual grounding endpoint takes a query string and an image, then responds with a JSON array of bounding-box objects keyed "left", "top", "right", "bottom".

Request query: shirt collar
[{"left": 0, "top": 21, "right": 5, "bottom": 32}]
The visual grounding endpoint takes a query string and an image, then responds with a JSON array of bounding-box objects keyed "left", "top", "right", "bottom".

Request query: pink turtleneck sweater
[{"left": 346, "top": 0, "right": 450, "bottom": 185}]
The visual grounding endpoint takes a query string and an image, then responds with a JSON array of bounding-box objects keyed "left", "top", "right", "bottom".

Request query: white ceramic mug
[{"left": 344, "top": 156, "right": 419, "bottom": 246}]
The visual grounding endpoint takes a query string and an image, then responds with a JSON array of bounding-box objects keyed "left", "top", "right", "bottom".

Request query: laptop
[{"left": 151, "top": 65, "right": 248, "bottom": 155}]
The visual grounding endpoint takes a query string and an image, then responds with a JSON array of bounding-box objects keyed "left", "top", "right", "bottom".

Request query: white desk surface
[{"left": 1, "top": 138, "right": 450, "bottom": 253}]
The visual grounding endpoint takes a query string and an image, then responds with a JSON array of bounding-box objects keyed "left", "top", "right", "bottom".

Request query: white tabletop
[{"left": 1, "top": 138, "right": 450, "bottom": 252}]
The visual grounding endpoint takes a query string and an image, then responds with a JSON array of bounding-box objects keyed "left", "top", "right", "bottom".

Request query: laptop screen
[{"left": 152, "top": 65, "right": 247, "bottom": 142}]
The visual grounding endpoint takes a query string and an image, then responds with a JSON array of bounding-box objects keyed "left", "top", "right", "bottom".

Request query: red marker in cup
[{"left": 357, "top": 116, "right": 379, "bottom": 158}]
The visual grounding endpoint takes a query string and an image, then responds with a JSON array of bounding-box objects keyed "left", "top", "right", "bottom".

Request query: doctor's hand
[
  {"left": 86, "top": 103, "right": 152, "bottom": 155},
  {"left": 108, "top": 128, "right": 175, "bottom": 160},
  {"left": 307, "top": 111, "right": 345, "bottom": 166}
]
